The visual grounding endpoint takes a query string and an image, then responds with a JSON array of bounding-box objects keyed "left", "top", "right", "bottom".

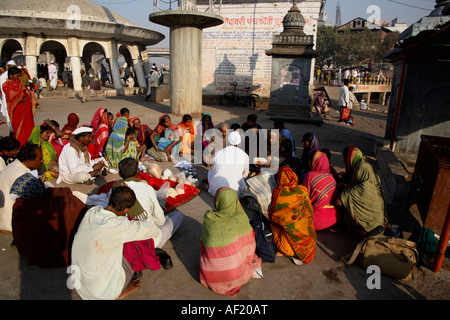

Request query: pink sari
[{"left": 302, "top": 151, "right": 339, "bottom": 230}]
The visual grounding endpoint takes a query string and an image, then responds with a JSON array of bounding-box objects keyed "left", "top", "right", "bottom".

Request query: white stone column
[
  {"left": 109, "top": 40, "right": 123, "bottom": 91},
  {"left": 25, "top": 55, "right": 37, "bottom": 79},
  {"left": 133, "top": 57, "right": 147, "bottom": 89},
  {"left": 70, "top": 56, "right": 82, "bottom": 91}
]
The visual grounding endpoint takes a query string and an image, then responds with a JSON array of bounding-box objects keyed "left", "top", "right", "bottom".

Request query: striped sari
[
  {"left": 302, "top": 151, "right": 339, "bottom": 231},
  {"left": 199, "top": 188, "right": 261, "bottom": 297},
  {"left": 269, "top": 166, "right": 317, "bottom": 263},
  {"left": 88, "top": 109, "right": 110, "bottom": 159}
]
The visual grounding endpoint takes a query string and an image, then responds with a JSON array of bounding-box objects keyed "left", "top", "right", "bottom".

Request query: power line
[{"left": 387, "top": 0, "right": 433, "bottom": 11}]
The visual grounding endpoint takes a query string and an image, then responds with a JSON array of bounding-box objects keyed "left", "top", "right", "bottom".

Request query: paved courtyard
[{"left": 0, "top": 90, "right": 449, "bottom": 303}]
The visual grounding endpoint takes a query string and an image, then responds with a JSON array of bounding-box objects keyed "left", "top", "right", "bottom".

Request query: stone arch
[
  {"left": 82, "top": 42, "right": 110, "bottom": 87},
  {"left": 118, "top": 45, "right": 135, "bottom": 85},
  {"left": 39, "top": 40, "right": 68, "bottom": 80},
  {"left": 0, "top": 39, "right": 24, "bottom": 64}
]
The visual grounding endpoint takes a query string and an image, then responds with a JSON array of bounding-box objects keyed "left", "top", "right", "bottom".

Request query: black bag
[{"left": 250, "top": 211, "right": 277, "bottom": 263}]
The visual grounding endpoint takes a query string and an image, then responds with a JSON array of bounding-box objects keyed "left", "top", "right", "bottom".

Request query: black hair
[
  {"left": 120, "top": 108, "right": 130, "bottom": 116},
  {"left": 108, "top": 112, "right": 114, "bottom": 118},
  {"left": 230, "top": 123, "right": 241, "bottom": 130},
  {"left": 0, "top": 137, "right": 20, "bottom": 151},
  {"left": 303, "top": 132, "right": 313, "bottom": 143},
  {"left": 273, "top": 120, "right": 285, "bottom": 129},
  {"left": 247, "top": 114, "right": 257, "bottom": 122},
  {"left": 39, "top": 124, "right": 52, "bottom": 134},
  {"left": 321, "top": 148, "right": 331, "bottom": 160},
  {"left": 182, "top": 114, "right": 192, "bottom": 123},
  {"left": 108, "top": 186, "right": 136, "bottom": 211},
  {"left": 17, "top": 143, "right": 40, "bottom": 162},
  {"left": 343, "top": 79, "right": 350, "bottom": 86},
  {"left": 7, "top": 66, "right": 22, "bottom": 78},
  {"left": 349, "top": 86, "right": 354, "bottom": 91},
  {"left": 126, "top": 127, "right": 134, "bottom": 136},
  {"left": 118, "top": 157, "right": 138, "bottom": 179}
]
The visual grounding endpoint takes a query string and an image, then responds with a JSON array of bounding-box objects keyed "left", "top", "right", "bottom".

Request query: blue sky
[{"left": 91, "top": 0, "right": 438, "bottom": 47}]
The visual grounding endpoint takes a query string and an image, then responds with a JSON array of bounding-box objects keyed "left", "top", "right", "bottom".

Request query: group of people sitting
[{"left": 0, "top": 101, "right": 387, "bottom": 299}]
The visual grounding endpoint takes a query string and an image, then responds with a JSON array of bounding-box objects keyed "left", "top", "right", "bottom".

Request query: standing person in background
[
  {"left": 80, "top": 70, "right": 91, "bottom": 103},
  {"left": 48, "top": 61, "right": 58, "bottom": 91},
  {"left": 144, "top": 66, "right": 159, "bottom": 102},
  {"left": 338, "top": 79, "right": 350, "bottom": 124},
  {"left": 2, "top": 66, "right": 38, "bottom": 146}
]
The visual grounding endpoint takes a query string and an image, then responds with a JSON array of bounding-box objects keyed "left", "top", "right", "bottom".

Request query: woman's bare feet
[{"left": 116, "top": 279, "right": 141, "bottom": 300}]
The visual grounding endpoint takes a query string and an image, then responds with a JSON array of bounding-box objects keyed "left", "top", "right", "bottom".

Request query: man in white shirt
[
  {"left": 144, "top": 66, "right": 160, "bottom": 101},
  {"left": 57, "top": 127, "right": 107, "bottom": 185},
  {"left": 114, "top": 157, "right": 184, "bottom": 269},
  {"left": 339, "top": 79, "right": 350, "bottom": 124},
  {"left": 0, "top": 143, "right": 43, "bottom": 233},
  {"left": 48, "top": 61, "right": 58, "bottom": 91},
  {"left": 71, "top": 186, "right": 156, "bottom": 300},
  {"left": 207, "top": 131, "right": 249, "bottom": 198}
]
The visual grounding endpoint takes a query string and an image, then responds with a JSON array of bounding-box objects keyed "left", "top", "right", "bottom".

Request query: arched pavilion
[{"left": 0, "top": 0, "right": 164, "bottom": 92}]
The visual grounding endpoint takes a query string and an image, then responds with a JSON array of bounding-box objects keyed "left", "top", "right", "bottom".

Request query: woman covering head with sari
[
  {"left": 302, "top": 150, "right": 339, "bottom": 231},
  {"left": 269, "top": 166, "right": 317, "bottom": 265},
  {"left": 129, "top": 116, "right": 151, "bottom": 156},
  {"left": 28, "top": 123, "right": 59, "bottom": 181},
  {"left": 105, "top": 116, "right": 128, "bottom": 168},
  {"left": 177, "top": 114, "right": 197, "bottom": 154},
  {"left": 300, "top": 132, "right": 320, "bottom": 176},
  {"left": 88, "top": 108, "right": 110, "bottom": 159},
  {"left": 3, "top": 66, "right": 38, "bottom": 146},
  {"left": 61, "top": 113, "right": 80, "bottom": 142},
  {"left": 199, "top": 188, "right": 262, "bottom": 297},
  {"left": 335, "top": 147, "right": 386, "bottom": 237},
  {"left": 11, "top": 172, "right": 87, "bottom": 268}
]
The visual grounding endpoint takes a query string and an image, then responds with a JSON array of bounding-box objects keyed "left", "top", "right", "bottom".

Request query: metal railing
[{"left": 153, "top": 0, "right": 221, "bottom": 15}]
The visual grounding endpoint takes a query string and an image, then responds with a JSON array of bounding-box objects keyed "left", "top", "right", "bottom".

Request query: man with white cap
[
  {"left": 48, "top": 61, "right": 58, "bottom": 91},
  {"left": 206, "top": 130, "right": 249, "bottom": 198},
  {"left": 57, "top": 126, "right": 107, "bottom": 185}
]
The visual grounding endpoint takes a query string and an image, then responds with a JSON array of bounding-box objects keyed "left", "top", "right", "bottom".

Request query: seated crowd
[{"left": 0, "top": 105, "right": 387, "bottom": 300}]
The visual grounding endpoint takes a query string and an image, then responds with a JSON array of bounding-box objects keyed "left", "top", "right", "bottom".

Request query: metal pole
[{"left": 433, "top": 205, "right": 450, "bottom": 272}]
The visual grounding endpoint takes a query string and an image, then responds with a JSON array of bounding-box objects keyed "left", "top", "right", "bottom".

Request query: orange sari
[
  {"left": 2, "top": 79, "right": 37, "bottom": 146},
  {"left": 268, "top": 166, "right": 317, "bottom": 263}
]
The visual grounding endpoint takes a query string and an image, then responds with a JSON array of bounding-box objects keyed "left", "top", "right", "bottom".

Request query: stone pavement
[{"left": 0, "top": 90, "right": 449, "bottom": 302}]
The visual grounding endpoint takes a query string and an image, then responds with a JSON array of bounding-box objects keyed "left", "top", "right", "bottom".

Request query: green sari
[
  {"left": 28, "top": 126, "right": 58, "bottom": 181},
  {"left": 105, "top": 117, "right": 128, "bottom": 168}
]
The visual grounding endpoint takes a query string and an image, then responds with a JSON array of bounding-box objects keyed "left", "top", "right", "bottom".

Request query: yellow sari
[{"left": 269, "top": 166, "right": 317, "bottom": 263}]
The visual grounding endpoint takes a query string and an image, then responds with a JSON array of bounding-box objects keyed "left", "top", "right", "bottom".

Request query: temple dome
[
  {"left": 0, "top": 0, "right": 134, "bottom": 25},
  {"left": 282, "top": 3, "right": 306, "bottom": 32}
]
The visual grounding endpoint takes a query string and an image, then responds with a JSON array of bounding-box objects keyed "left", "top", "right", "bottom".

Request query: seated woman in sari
[
  {"left": 123, "top": 127, "right": 138, "bottom": 160},
  {"left": 197, "top": 113, "right": 214, "bottom": 149},
  {"left": 177, "top": 114, "right": 196, "bottom": 155},
  {"left": 335, "top": 146, "right": 386, "bottom": 237},
  {"left": 88, "top": 108, "right": 110, "bottom": 159},
  {"left": 147, "top": 114, "right": 180, "bottom": 162},
  {"left": 268, "top": 166, "right": 317, "bottom": 265},
  {"left": 10, "top": 171, "right": 87, "bottom": 268},
  {"left": 105, "top": 116, "right": 128, "bottom": 168},
  {"left": 28, "top": 121, "right": 59, "bottom": 181},
  {"left": 302, "top": 150, "right": 339, "bottom": 231},
  {"left": 300, "top": 132, "right": 320, "bottom": 177},
  {"left": 199, "top": 187, "right": 262, "bottom": 297},
  {"left": 60, "top": 113, "right": 79, "bottom": 144},
  {"left": 47, "top": 120, "right": 65, "bottom": 157},
  {"left": 2, "top": 66, "right": 38, "bottom": 146},
  {"left": 129, "top": 116, "right": 152, "bottom": 157}
]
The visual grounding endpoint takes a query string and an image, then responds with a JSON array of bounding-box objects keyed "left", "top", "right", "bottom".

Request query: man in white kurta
[
  {"left": 71, "top": 187, "right": 158, "bottom": 300},
  {"left": 115, "top": 158, "right": 184, "bottom": 249},
  {"left": 57, "top": 127, "right": 107, "bottom": 184},
  {"left": 48, "top": 61, "right": 58, "bottom": 90},
  {"left": 0, "top": 145, "right": 43, "bottom": 232},
  {"left": 207, "top": 131, "right": 249, "bottom": 198}
]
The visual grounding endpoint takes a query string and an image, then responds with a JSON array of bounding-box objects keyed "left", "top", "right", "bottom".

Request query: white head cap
[
  {"left": 6, "top": 60, "right": 16, "bottom": 66},
  {"left": 227, "top": 131, "right": 241, "bottom": 146},
  {"left": 72, "top": 126, "right": 93, "bottom": 135}
]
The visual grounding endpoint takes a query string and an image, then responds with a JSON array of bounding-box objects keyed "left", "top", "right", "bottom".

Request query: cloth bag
[
  {"left": 343, "top": 233, "right": 419, "bottom": 281},
  {"left": 250, "top": 211, "right": 277, "bottom": 263}
]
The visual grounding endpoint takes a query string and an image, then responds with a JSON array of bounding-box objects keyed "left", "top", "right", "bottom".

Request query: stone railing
[{"left": 153, "top": 0, "right": 221, "bottom": 15}]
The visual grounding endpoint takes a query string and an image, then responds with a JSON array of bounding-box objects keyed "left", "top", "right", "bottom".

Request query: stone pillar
[
  {"left": 170, "top": 26, "right": 203, "bottom": 115},
  {"left": 133, "top": 57, "right": 147, "bottom": 89},
  {"left": 70, "top": 56, "right": 82, "bottom": 91},
  {"left": 109, "top": 40, "right": 123, "bottom": 91},
  {"left": 25, "top": 55, "right": 37, "bottom": 79}
]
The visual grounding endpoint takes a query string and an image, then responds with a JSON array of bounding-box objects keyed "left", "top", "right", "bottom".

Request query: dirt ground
[{"left": 0, "top": 88, "right": 449, "bottom": 303}]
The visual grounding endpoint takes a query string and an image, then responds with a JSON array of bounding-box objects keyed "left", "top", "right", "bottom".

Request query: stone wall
[{"left": 197, "top": 0, "right": 322, "bottom": 98}]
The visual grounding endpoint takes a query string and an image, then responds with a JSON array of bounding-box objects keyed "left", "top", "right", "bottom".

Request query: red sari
[
  {"left": 88, "top": 109, "right": 110, "bottom": 159},
  {"left": 2, "top": 79, "right": 37, "bottom": 146}
]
